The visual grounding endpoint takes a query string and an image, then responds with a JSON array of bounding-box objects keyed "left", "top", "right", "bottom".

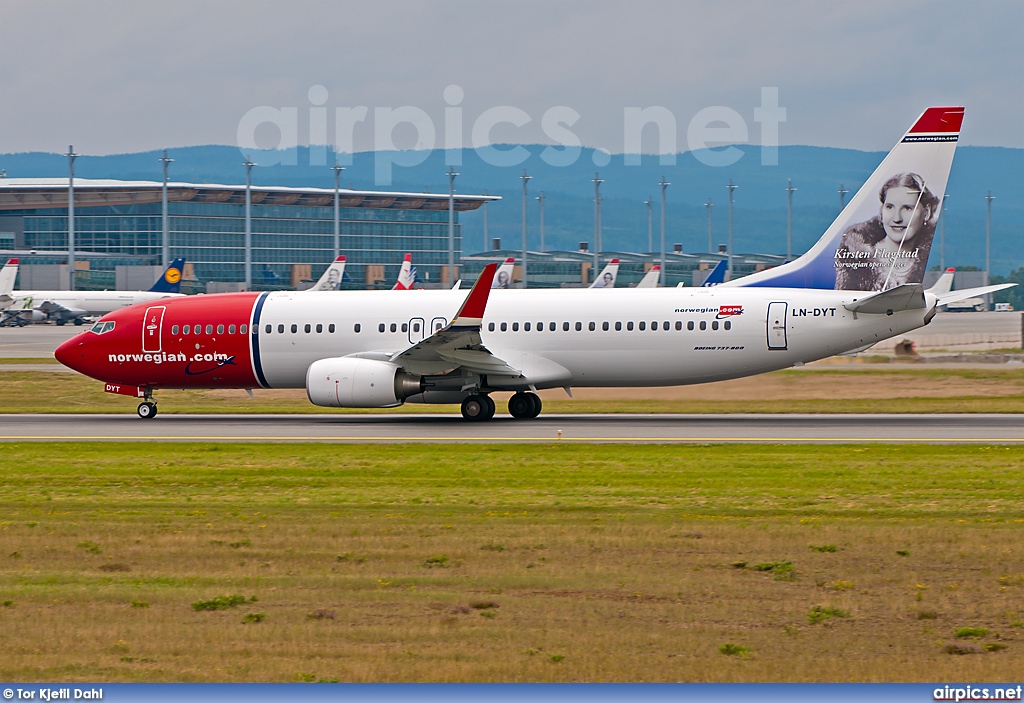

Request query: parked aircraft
[
  {"left": 700, "top": 260, "right": 727, "bottom": 287},
  {"left": 590, "top": 259, "right": 620, "bottom": 288},
  {"left": 303, "top": 256, "right": 347, "bottom": 292},
  {"left": 3, "top": 258, "right": 185, "bottom": 326},
  {"left": 393, "top": 253, "right": 416, "bottom": 290},
  {"left": 0, "top": 258, "right": 18, "bottom": 309},
  {"left": 55, "top": 107, "right": 1013, "bottom": 421},
  {"left": 492, "top": 258, "right": 516, "bottom": 289},
  {"left": 636, "top": 265, "right": 660, "bottom": 288}
]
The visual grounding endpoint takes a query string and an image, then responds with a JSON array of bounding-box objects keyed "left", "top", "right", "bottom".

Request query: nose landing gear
[{"left": 137, "top": 388, "right": 158, "bottom": 419}]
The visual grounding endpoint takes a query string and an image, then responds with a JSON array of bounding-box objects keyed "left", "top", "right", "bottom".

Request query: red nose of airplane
[{"left": 54, "top": 333, "right": 88, "bottom": 373}]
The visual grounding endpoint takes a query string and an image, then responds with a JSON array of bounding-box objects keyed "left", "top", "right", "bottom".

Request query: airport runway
[{"left": 3, "top": 413, "right": 1023, "bottom": 443}]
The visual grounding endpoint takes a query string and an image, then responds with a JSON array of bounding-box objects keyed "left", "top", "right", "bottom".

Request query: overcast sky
[{"left": 1, "top": 0, "right": 1021, "bottom": 156}]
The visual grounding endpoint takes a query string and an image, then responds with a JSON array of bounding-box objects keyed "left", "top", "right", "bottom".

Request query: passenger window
[
  {"left": 500, "top": 322, "right": 508, "bottom": 332},
  {"left": 291, "top": 324, "right": 297, "bottom": 333},
  {"left": 171, "top": 325, "right": 179, "bottom": 335},
  {"left": 401, "top": 323, "right": 408, "bottom": 333},
  {"left": 548, "top": 322, "right": 555, "bottom": 331},
  {"left": 264, "top": 324, "right": 270, "bottom": 334},
  {"left": 651, "top": 321, "right": 658, "bottom": 331},
  {"left": 378, "top": 323, "right": 385, "bottom": 333},
  {"left": 216, "top": 324, "right": 224, "bottom": 334},
  {"left": 488, "top": 322, "right": 495, "bottom": 332},
  {"left": 328, "top": 323, "right": 335, "bottom": 333},
  {"left": 602, "top": 321, "right": 609, "bottom": 331},
  {"left": 562, "top": 322, "right": 569, "bottom": 331},
  {"left": 524, "top": 322, "right": 531, "bottom": 331},
  {"left": 390, "top": 323, "right": 397, "bottom": 333},
  {"left": 663, "top": 321, "right": 669, "bottom": 330},
  {"left": 301, "top": 324, "right": 309, "bottom": 333},
  {"left": 615, "top": 321, "right": 622, "bottom": 331},
  {"left": 724, "top": 320, "right": 732, "bottom": 330},
  {"left": 278, "top": 324, "right": 285, "bottom": 334},
  {"left": 512, "top": 322, "right": 519, "bottom": 331},
  {"left": 589, "top": 322, "right": 596, "bottom": 331},
  {"left": 228, "top": 324, "right": 236, "bottom": 334},
  {"left": 700, "top": 321, "right": 707, "bottom": 330},
  {"left": 627, "top": 322, "right": 634, "bottom": 331},
  {"left": 675, "top": 321, "right": 682, "bottom": 331},
  {"left": 241, "top": 324, "right": 247, "bottom": 335},
  {"left": 575, "top": 322, "right": 582, "bottom": 331},
  {"left": 206, "top": 324, "right": 213, "bottom": 335},
  {"left": 537, "top": 322, "right": 543, "bottom": 331},
  {"left": 413, "top": 322, "right": 420, "bottom": 332},
  {"left": 639, "top": 321, "right": 646, "bottom": 331},
  {"left": 687, "top": 321, "right": 695, "bottom": 331},
  {"left": 316, "top": 323, "right": 322, "bottom": 333},
  {"left": 183, "top": 325, "right": 190, "bottom": 335}
]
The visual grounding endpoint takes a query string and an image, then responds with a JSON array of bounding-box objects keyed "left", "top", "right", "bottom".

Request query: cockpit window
[{"left": 89, "top": 321, "right": 115, "bottom": 335}]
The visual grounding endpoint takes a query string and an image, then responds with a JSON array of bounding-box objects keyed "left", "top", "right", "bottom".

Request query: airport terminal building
[{"left": 0, "top": 178, "right": 496, "bottom": 291}]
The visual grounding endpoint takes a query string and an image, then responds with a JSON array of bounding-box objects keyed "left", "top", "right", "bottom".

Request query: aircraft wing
[
  {"left": 387, "top": 263, "right": 520, "bottom": 376},
  {"left": 36, "top": 299, "right": 87, "bottom": 318}
]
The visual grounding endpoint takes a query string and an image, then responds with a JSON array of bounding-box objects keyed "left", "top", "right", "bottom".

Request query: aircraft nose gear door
[
  {"left": 767, "top": 302, "right": 788, "bottom": 350},
  {"left": 142, "top": 306, "right": 166, "bottom": 353}
]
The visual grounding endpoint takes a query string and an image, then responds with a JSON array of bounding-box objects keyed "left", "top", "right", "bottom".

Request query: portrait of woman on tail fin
[{"left": 834, "top": 172, "right": 940, "bottom": 292}]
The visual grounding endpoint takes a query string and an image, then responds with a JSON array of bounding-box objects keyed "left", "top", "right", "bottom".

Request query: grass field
[
  {"left": 6, "top": 366, "right": 1024, "bottom": 414},
  {"left": 2, "top": 443, "right": 1023, "bottom": 682}
]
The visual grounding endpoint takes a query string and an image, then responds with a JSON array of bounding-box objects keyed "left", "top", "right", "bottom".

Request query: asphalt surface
[{"left": 3, "top": 413, "right": 1023, "bottom": 443}]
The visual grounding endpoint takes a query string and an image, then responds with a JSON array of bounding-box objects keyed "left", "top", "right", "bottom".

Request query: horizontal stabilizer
[
  {"left": 844, "top": 284, "right": 925, "bottom": 315},
  {"left": 935, "top": 283, "right": 1016, "bottom": 306}
]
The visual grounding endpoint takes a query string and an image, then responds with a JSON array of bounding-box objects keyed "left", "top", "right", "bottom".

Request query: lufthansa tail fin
[
  {"left": 724, "top": 107, "right": 963, "bottom": 293},
  {"left": 0, "top": 258, "right": 19, "bottom": 297},
  {"left": 306, "top": 255, "right": 347, "bottom": 291},
  {"left": 147, "top": 258, "right": 186, "bottom": 293}
]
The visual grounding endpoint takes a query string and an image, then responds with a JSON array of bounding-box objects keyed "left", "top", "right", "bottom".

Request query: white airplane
[
  {"left": 491, "top": 258, "right": 516, "bottom": 289},
  {"left": 55, "top": 106, "right": 1013, "bottom": 421},
  {"left": 928, "top": 267, "right": 955, "bottom": 296},
  {"left": 590, "top": 258, "right": 620, "bottom": 288},
  {"left": 4, "top": 258, "right": 186, "bottom": 326},
  {"left": 392, "top": 253, "right": 417, "bottom": 290},
  {"left": 302, "top": 256, "right": 347, "bottom": 292},
  {"left": 636, "top": 265, "right": 660, "bottom": 288}
]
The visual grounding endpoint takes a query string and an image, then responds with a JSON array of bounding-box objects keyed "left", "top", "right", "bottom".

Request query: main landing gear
[
  {"left": 507, "top": 391, "right": 542, "bottom": 419},
  {"left": 461, "top": 393, "right": 496, "bottom": 421},
  {"left": 137, "top": 389, "right": 158, "bottom": 419}
]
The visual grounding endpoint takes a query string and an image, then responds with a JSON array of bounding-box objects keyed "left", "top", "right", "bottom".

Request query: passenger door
[
  {"left": 766, "top": 302, "right": 788, "bottom": 351},
  {"left": 143, "top": 305, "right": 166, "bottom": 353}
]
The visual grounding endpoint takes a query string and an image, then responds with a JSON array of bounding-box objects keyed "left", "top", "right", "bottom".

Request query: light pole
[
  {"left": 482, "top": 188, "right": 489, "bottom": 253},
  {"left": 986, "top": 191, "right": 995, "bottom": 310},
  {"left": 448, "top": 166, "right": 458, "bottom": 284},
  {"left": 536, "top": 191, "right": 546, "bottom": 252},
  {"left": 705, "top": 198, "right": 713, "bottom": 253},
  {"left": 331, "top": 160, "right": 345, "bottom": 260},
  {"left": 838, "top": 184, "right": 848, "bottom": 212},
  {"left": 726, "top": 179, "right": 738, "bottom": 281},
  {"left": 159, "top": 149, "right": 173, "bottom": 268},
  {"left": 644, "top": 197, "right": 653, "bottom": 252},
  {"left": 243, "top": 156, "right": 255, "bottom": 290},
  {"left": 785, "top": 179, "right": 797, "bottom": 261},
  {"left": 520, "top": 169, "right": 531, "bottom": 288},
  {"left": 591, "top": 173, "right": 603, "bottom": 280},
  {"left": 659, "top": 176, "right": 670, "bottom": 281},
  {"left": 940, "top": 193, "right": 948, "bottom": 271},
  {"left": 64, "top": 145, "right": 78, "bottom": 290}
]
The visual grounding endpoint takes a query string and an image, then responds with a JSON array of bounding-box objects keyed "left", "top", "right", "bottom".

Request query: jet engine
[{"left": 306, "top": 357, "right": 425, "bottom": 408}]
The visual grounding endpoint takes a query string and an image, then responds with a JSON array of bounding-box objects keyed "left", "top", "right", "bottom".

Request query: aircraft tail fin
[
  {"left": 700, "top": 260, "right": 727, "bottom": 287},
  {"left": 0, "top": 258, "right": 19, "bottom": 296},
  {"left": 926, "top": 267, "right": 955, "bottom": 295},
  {"left": 590, "top": 258, "right": 620, "bottom": 288},
  {"left": 307, "top": 255, "right": 347, "bottom": 291},
  {"left": 725, "top": 107, "right": 963, "bottom": 293},
  {"left": 491, "top": 257, "right": 516, "bottom": 289},
  {"left": 393, "top": 253, "right": 415, "bottom": 290},
  {"left": 636, "top": 265, "right": 661, "bottom": 288},
  {"left": 147, "top": 258, "right": 186, "bottom": 293}
]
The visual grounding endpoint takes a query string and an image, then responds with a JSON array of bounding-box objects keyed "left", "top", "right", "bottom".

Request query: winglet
[{"left": 452, "top": 263, "right": 497, "bottom": 325}]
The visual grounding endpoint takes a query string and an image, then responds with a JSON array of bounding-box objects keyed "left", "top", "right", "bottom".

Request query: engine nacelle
[{"left": 306, "top": 357, "right": 424, "bottom": 408}]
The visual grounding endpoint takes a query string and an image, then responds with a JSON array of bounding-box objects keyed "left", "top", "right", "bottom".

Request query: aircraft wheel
[
  {"left": 73, "top": 318, "right": 84, "bottom": 326},
  {"left": 55, "top": 319, "right": 66, "bottom": 326},
  {"left": 524, "top": 392, "right": 542, "bottom": 418},
  {"left": 461, "top": 394, "right": 492, "bottom": 421},
  {"left": 137, "top": 402, "right": 158, "bottom": 419},
  {"left": 508, "top": 392, "right": 532, "bottom": 419}
]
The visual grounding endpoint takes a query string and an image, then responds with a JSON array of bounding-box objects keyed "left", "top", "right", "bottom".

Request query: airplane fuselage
[{"left": 56, "top": 287, "right": 931, "bottom": 394}]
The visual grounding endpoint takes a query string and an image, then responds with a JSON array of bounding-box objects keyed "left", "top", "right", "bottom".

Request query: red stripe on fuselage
[{"left": 55, "top": 293, "right": 261, "bottom": 389}]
